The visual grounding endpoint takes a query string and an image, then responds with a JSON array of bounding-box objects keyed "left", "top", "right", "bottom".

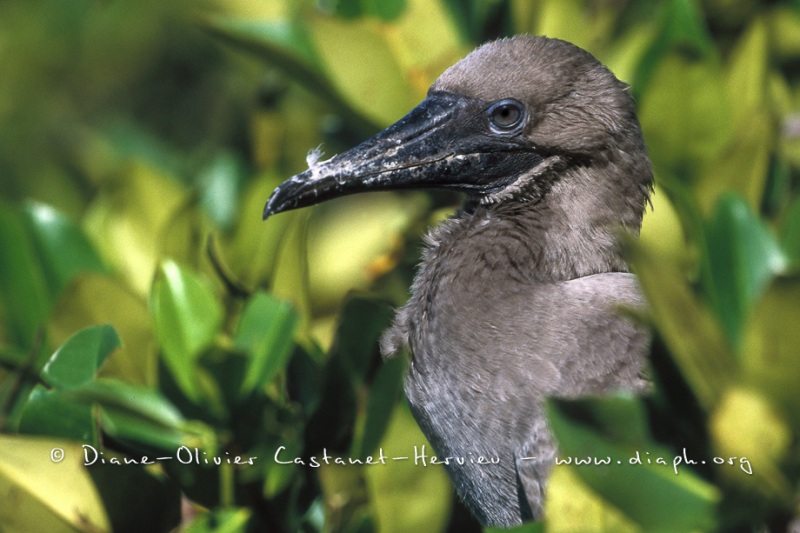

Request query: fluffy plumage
[{"left": 265, "top": 35, "right": 653, "bottom": 526}]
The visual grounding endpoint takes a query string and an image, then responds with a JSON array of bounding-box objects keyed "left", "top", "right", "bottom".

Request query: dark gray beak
[{"left": 263, "top": 91, "right": 543, "bottom": 219}]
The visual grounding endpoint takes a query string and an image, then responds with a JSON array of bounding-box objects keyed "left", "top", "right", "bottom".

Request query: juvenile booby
[{"left": 264, "top": 35, "right": 652, "bottom": 526}]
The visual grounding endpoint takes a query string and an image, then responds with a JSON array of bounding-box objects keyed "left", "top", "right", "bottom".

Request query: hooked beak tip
[{"left": 262, "top": 190, "right": 283, "bottom": 220}]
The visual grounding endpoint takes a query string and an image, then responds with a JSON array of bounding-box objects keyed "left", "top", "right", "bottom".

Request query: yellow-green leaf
[
  {"left": 742, "top": 276, "right": 800, "bottom": 426},
  {"left": 84, "top": 164, "right": 187, "bottom": 296},
  {"left": 306, "top": 13, "right": 416, "bottom": 127},
  {"left": 639, "top": 54, "right": 731, "bottom": 177},
  {"left": 710, "top": 387, "right": 790, "bottom": 497},
  {"left": 627, "top": 238, "right": 732, "bottom": 409},
  {"left": 0, "top": 435, "right": 110, "bottom": 533},
  {"left": 49, "top": 273, "right": 158, "bottom": 387},
  {"left": 694, "top": 110, "right": 773, "bottom": 216},
  {"left": 364, "top": 407, "right": 452, "bottom": 533},
  {"left": 548, "top": 400, "right": 719, "bottom": 532},
  {"left": 546, "top": 466, "right": 639, "bottom": 533},
  {"left": 307, "top": 193, "right": 422, "bottom": 312},
  {"left": 726, "top": 17, "right": 768, "bottom": 128},
  {"left": 151, "top": 260, "right": 222, "bottom": 402}
]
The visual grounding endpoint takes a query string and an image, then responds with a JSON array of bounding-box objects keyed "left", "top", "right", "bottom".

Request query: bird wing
[
  {"left": 493, "top": 271, "right": 650, "bottom": 396},
  {"left": 385, "top": 270, "right": 650, "bottom": 522},
  {"left": 511, "top": 271, "right": 650, "bottom": 518}
]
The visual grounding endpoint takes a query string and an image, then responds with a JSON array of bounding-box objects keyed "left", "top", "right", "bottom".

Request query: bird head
[{"left": 263, "top": 35, "right": 652, "bottom": 225}]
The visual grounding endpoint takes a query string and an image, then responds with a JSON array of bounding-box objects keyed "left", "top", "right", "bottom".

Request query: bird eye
[{"left": 487, "top": 98, "right": 526, "bottom": 133}]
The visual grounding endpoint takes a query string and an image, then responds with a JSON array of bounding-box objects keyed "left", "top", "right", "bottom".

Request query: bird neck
[
  {"left": 419, "top": 165, "right": 644, "bottom": 291},
  {"left": 380, "top": 162, "right": 649, "bottom": 361}
]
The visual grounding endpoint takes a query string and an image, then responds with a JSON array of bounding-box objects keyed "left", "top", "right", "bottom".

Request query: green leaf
[
  {"left": 0, "top": 202, "right": 50, "bottom": 350},
  {"left": 531, "top": 0, "right": 593, "bottom": 51},
  {"left": 263, "top": 436, "right": 302, "bottom": 498},
  {"left": 328, "top": 297, "right": 394, "bottom": 385},
  {"left": 332, "top": 0, "right": 363, "bottom": 19},
  {"left": 49, "top": 273, "right": 158, "bottom": 387},
  {"left": 603, "top": 21, "right": 659, "bottom": 86},
  {"left": 270, "top": 212, "right": 312, "bottom": 338},
  {"left": 547, "top": 399, "right": 719, "bottom": 532},
  {"left": 306, "top": 13, "right": 417, "bottom": 126},
  {"left": 287, "top": 343, "right": 325, "bottom": 416},
  {"left": 762, "top": 155, "right": 791, "bottom": 217},
  {"left": 743, "top": 276, "right": 800, "bottom": 427},
  {"left": 66, "top": 378, "right": 214, "bottom": 452},
  {"left": 83, "top": 163, "right": 188, "bottom": 295},
  {"left": 88, "top": 461, "right": 181, "bottom": 533},
  {"left": 42, "top": 324, "right": 120, "bottom": 390},
  {"left": 200, "top": 15, "right": 378, "bottom": 135},
  {"left": 363, "top": 0, "right": 407, "bottom": 21},
  {"left": 726, "top": 17, "right": 768, "bottom": 129},
  {"left": 638, "top": 54, "right": 730, "bottom": 178},
  {"left": 307, "top": 193, "right": 425, "bottom": 310},
  {"left": 351, "top": 356, "right": 406, "bottom": 460},
  {"left": 99, "top": 409, "right": 191, "bottom": 452},
  {"left": 769, "top": 6, "right": 800, "bottom": 59},
  {"left": 694, "top": 110, "right": 773, "bottom": 216},
  {"left": 546, "top": 465, "right": 639, "bottom": 532},
  {"left": 158, "top": 200, "right": 215, "bottom": 277},
  {"left": 444, "top": 0, "right": 509, "bottom": 43},
  {"left": 183, "top": 508, "right": 251, "bottom": 533},
  {"left": 0, "top": 435, "right": 111, "bottom": 532},
  {"left": 196, "top": 152, "right": 245, "bottom": 231},
  {"left": 627, "top": 237, "right": 732, "bottom": 410},
  {"left": 303, "top": 297, "right": 394, "bottom": 453},
  {"left": 304, "top": 350, "right": 358, "bottom": 453},
  {"left": 639, "top": 185, "right": 686, "bottom": 266},
  {"left": 235, "top": 292, "right": 298, "bottom": 396},
  {"left": 702, "top": 193, "right": 786, "bottom": 347},
  {"left": 21, "top": 201, "right": 107, "bottom": 301},
  {"left": 547, "top": 395, "right": 651, "bottom": 448},
  {"left": 364, "top": 407, "right": 452, "bottom": 533},
  {"left": 633, "top": 0, "right": 716, "bottom": 97},
  {"left": 378, "top": 0, "right": 463, "bottom": 89},
  {"left": 710, "top": 387, "right": 791, "bottom": 499},
  {"left": 658, "top": 0, "right": 715, "bottom": 55},
  {"left": 19, "top": 386, "right": 97, "bottom": 443},
  {"left": 151, "top": 260, "right": 222, "bottom": 402},
  {"left": 780, "top": 195, "right": 800, "bottom": 266},
  {"left": 202, "top": 15, "right": 320, "bottom": 73},
  {"left": 68, "top": 378, "right": 183, "bottom": 429},
  {"left": 224, "top": 175, "right": 295, "bottom": 290}
]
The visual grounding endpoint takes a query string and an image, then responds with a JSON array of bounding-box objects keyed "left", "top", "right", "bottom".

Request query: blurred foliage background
[{"left": 1, "top": 0, "right": 800, "bottom": 531}]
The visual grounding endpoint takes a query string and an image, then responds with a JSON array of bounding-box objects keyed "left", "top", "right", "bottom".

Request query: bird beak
[{"left": 263, "top": 91, "right": 543, "bottom": 219}]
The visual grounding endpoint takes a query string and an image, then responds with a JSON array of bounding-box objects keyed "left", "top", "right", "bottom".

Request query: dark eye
[{"left": 487, "top": 98, "right": 526, "bottom": 133}]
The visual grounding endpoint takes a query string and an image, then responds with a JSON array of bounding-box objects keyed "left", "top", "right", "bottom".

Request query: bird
[{"left": 263, "top": 35, "right": 653, "bottom": 527}]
